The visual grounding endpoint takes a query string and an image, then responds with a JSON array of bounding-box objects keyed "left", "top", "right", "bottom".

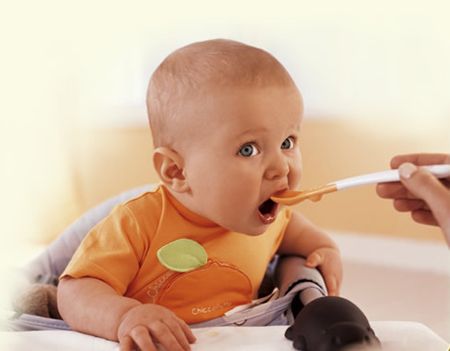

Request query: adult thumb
[{"left": 398, "top": 162, "right": 450, "bottom": 228}]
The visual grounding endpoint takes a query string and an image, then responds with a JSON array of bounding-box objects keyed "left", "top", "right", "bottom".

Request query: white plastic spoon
[{"left": 271, "top": 164, "right": 450, "bottom": 206}]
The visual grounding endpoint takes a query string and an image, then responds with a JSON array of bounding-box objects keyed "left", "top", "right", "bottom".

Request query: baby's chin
[
  {"left": 216, "top": 213, "right": 273, "bottom": 236},
  {"left": 242, "top": 229, "right": 267, "bottom": 236},
  {"left": 226, "top": 222, "right": 269, "bottom": 236}
]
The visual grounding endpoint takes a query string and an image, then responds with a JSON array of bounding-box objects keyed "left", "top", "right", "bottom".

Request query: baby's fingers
[
  {"left": 163, "top": 318, "right": 196, "bottom": 351},
  {"left": 119, "top": 335, "right": 134, "bottom": 351},
  {"left": 177, "top": 317, "right": 197, "bottom": 344},
  {"left": 121, "top": 325, "right": 157, "bottom": 351},
  {"left": 305, "top": 251, "right": 323, "bottom": 268},
  {"left": 151, "top": 321, "right": 189, "bottom": 351},
  {"left": 317, "top": 260, "right": 341, "bottom": 296},
  {"left": 324, "top": 274, "right": 339, "bottom": 296}
]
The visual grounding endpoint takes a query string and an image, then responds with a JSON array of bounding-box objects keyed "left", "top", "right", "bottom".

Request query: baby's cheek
[{"left": 289, "top": 163, "right": 302, "bottom": 188}]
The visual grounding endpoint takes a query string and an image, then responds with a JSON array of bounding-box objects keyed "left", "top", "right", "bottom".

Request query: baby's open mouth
[{"left": 258, "top": 198, "right": 279, "bottom": 224}]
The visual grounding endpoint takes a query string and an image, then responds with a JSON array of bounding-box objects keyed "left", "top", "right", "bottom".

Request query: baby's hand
[
  {"left": 117, "top": 303, "right": 196, "bottom": 351},
  {"left": 305, "top": 247, "right": 343, "bottom": 296}
]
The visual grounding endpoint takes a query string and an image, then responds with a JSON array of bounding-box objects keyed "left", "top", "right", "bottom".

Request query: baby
[{"left": 58, "top": 39, "right": 342, "bottom": 351}]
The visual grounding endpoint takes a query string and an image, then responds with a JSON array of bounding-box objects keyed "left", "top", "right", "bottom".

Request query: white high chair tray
[{"left": 1, "top": 321, "right": 448, "bottom": 351}]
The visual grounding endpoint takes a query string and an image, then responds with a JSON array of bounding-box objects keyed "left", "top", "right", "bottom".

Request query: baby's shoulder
[
  {"left": 97, "top": 187, "right": 164, "bottom": 245},
  {"left": 119, "top": 185, "right": 164, "bottom": 219},
  {"left": 123, "top": 185, "right": 162, "bottom": 208}
]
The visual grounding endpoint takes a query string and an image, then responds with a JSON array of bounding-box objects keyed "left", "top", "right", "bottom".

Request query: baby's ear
[{"left": 153, "top": 147, "right": 190, "bottom": 193}]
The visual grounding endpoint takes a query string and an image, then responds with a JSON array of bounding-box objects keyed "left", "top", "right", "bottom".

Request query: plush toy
[
  {"left": 13, "top": 283, "right": 61, "bottom": 319},
  {"left": 285, "top": 296, "right": 381, "bottom": 351}
]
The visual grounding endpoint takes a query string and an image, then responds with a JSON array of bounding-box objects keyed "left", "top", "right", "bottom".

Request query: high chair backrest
[{"left": 23, "top": 184, "right": 156, "bottom": 285}]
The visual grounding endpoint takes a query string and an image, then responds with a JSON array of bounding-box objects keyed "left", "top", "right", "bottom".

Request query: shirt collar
[{"left": 161, "top": 185, "right": 221, "bottom": 228}]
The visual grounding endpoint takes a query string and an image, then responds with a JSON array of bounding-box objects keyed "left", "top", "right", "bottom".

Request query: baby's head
[
  {"left": 147, "top": 39, "right": 304, "bottom": 235},
  {"left": 147, "top": 39, "right": 298, "bottom": 147}
]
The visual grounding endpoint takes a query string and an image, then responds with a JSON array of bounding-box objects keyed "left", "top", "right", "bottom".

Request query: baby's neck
[{"left": 161, "top": 185, "right": 219, "bottom": 228}]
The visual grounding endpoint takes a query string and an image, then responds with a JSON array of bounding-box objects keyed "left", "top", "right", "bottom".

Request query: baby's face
[{"left": 179, "top": 85, "right": 303, "bottom": 235}]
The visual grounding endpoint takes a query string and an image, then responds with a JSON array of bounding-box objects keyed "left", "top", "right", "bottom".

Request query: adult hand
[{"left": 376, "top": 153, "right": 450, "bottom": 246}]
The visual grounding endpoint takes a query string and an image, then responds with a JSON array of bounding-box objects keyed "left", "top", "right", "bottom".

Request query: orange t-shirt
[{"left": 62, "top": 185, "right": 291, "bottom": 323}]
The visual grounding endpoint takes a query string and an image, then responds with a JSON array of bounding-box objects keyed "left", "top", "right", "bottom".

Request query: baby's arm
[
  {"left": 277, "top": 212, "right": 342, "bottom": 296},
  {"left": 58, "top": 277, "right": 195, "bottom": 351}
]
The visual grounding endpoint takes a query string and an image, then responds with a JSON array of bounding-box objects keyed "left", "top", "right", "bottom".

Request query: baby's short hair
[{"left": 147, "top": 39, "right": 296, "bottom": 147}]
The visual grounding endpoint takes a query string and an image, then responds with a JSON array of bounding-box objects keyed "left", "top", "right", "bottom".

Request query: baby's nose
[{"left": 264, "top": 156, "right": 289, "bottom": 180}]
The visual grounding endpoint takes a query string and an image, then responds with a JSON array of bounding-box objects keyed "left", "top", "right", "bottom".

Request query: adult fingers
[
  {"left": 376, "top": 183, "right": 404, "bottom": 198},
  {"left": 376, "top": 183, "right": 416, "bottom": 200},
  {"left": 393, "top": 198, "right": 429, "bottom": 212},
  {"left": 411, "top": 210, "right": 439, "bottom": 226},
  {"left": 390, "top": 153, "right": 450, "bottom": 169},
  {"left": 399, "top": 163, "right": 450, "bottom": 229}
]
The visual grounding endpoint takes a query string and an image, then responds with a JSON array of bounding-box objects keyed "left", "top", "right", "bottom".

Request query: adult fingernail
[{"left": 399, "top": 163, "right": 417, "bottom": 179}]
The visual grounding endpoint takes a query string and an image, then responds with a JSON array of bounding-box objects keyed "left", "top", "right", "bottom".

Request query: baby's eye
[
  {"left": 281, "top": 136, "right": 295, "bottom": 150},
  {"left": 238, "top": 143, "right": 259, "bottom": 157}
]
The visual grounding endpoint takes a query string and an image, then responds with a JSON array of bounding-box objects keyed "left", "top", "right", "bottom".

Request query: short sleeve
[{"left": 61, "top": 205, "right": 150, "bottom": 295}]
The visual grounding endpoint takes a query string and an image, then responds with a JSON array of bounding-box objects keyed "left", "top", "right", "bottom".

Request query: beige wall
[
  {"left": 299, "top": 119, "right": 447, "bottom": 242},
  {"left": 3, "top": 2, "right": 449, "bottom": 251},
  {"left": 37, "top": 119, "right": 447, "bottom": 245}
]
